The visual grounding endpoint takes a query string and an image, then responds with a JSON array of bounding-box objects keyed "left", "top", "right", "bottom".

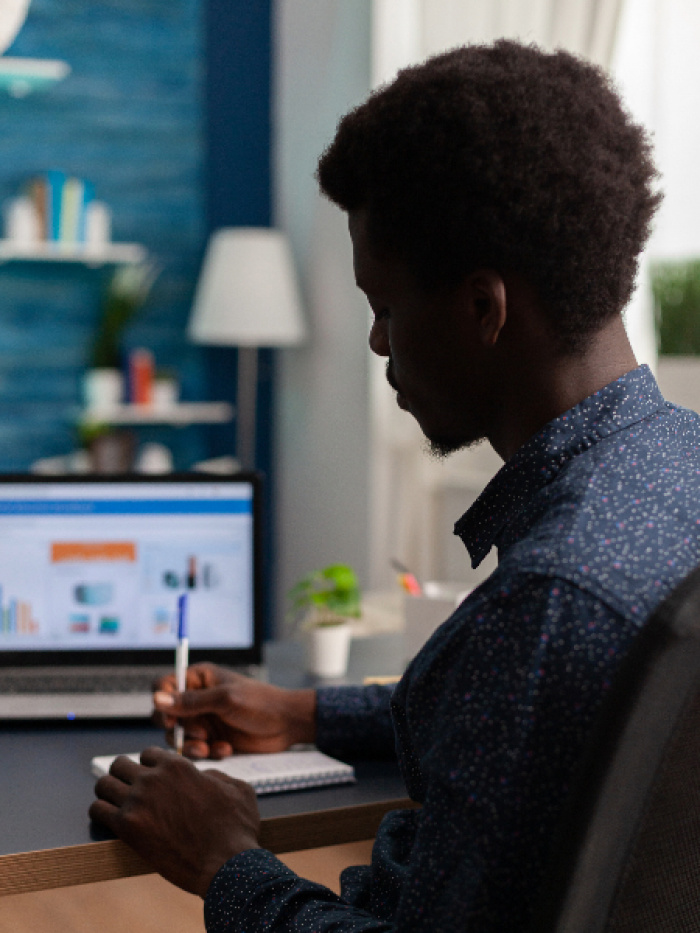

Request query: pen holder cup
[{"left": 404, "top": 582, "right": 471, "bottom": 662}]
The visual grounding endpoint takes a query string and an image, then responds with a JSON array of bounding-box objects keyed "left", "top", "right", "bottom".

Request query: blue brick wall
[{"left": 0, "top": 0, "right": 210, "bottom": 470}]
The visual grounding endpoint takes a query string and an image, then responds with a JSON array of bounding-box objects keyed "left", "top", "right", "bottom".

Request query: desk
[{"left": 0, "top": 636, "right": 413, "bottom": 896}]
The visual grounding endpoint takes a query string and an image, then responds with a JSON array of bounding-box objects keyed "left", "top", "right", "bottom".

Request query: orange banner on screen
[{"left": 51, "top": 542, "right": 136, "bottom": 563}]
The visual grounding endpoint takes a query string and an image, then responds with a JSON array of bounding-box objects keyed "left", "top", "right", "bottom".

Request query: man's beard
[{"left": 423, "top": 434, "right": 484, "bottom": 461}]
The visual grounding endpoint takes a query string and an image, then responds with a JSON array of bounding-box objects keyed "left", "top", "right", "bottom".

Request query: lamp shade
[
  {"left": 0, "top": 0, "right": 30, "bottom": 55},
  {"left": 188, "top": 227, "right": 306, "bottom": 347}
]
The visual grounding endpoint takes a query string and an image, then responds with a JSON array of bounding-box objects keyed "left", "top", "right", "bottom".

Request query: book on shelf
[
  {"left": 25, "top": 176, "right": 47, "bottom": 240},
  {"left": 45, "top": 169, "right": 64, "bottom": 241},
  {"left": 22, "top": 171, "right": 99, "bottom": 246},
  {"left": 59, "top": 176, "right": 85, "bottom": 243}
]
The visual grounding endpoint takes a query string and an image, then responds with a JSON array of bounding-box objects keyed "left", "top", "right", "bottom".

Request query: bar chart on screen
[{"left": 0, "top": 587, "right": 40, "bottom": 635}]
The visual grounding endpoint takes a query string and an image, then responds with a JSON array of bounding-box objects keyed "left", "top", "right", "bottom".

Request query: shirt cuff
[
  {"left": 316, "top": 684, "right": 397, "bottom": 759},
  {"left": 204, "top": 848, "right": 299, "bottom": 930}
]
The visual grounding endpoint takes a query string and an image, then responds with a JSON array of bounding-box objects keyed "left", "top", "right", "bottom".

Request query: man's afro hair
[{"left": 317, "top": 40, "right": 661, "bottom": 352}]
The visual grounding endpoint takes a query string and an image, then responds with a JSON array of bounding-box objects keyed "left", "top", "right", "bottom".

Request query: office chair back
[{"left": 531, "top": 564, "right": 700, "bottom": 933}]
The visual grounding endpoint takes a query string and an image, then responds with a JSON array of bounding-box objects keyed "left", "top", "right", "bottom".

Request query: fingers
[
  {"left": 154, "top": 689, "right": 176, "bottom": 711},
  {"left": 88, "top": 797, "right": 119, "bottom": 830},
  {"left": 161, "top": 719, "right": 225, "bottom": 759},
  {"left": 91, "top": 753, "right": 150, "bottom": 823},
  {"left": 108, "top": 753, "right": 143, "bottom": 782},
  {"left": 159, "top": 710, "right": 221, "bottom": 758},
  {"left": 153, "top": 672, "right": 176, "bottom": 693},
  {"left": 152, "top": 664, "right": 227, "bottom": 728},
  {"left": 151, "top": 677, "right": 177, "bottom": 729},
  {"left": 210, "top": 739, "right": 234, "bottom": 759},
  {"left": 139, "top": 746, "right": 173, "bottom": 768},
  {"left": 153, "top": 663, "right": 220, "bottom": 694},
  {"left": 94, "top": 773, "right": 133, "bottom": 808},
  {"left": 163, "top": 684, "right": 238, "bottom": 716},
  {"left": 163, "top": 730, "right": 213, "bottom": 760},
  {"left": 180, "top": 737, "right": 213, "bottom": 760},
  {"left": 176, "top": 733, "right": 232, "bottom": 761},
  {"left": 94, "top": 749, "right": 161, "bottom": 800},
  {"left": 153, "top": 689, "right": 177, "bottom": 730}
]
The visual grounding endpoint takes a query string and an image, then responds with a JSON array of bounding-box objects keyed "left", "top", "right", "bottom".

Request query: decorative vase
[
  {"left": 83, "top": 367, "right": 123, "bottom": 409},
  {"left": 307, "top": 621, "right": 352, "bottom": 678},
  {"left": 153, "top": 374, "right": 179, "bottom": 409},
  {"left": 89, "top": 429, "right": 135, "bottom": 474}
]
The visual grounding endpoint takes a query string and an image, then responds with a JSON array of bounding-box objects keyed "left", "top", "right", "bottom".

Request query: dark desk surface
[{"left": 0, "top": 635, "right": 412, "bottom": 895}]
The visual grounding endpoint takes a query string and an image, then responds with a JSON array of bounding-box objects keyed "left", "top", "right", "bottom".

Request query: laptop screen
[{"left": 0, "top": 473, "right": 263, "bottom": 667}]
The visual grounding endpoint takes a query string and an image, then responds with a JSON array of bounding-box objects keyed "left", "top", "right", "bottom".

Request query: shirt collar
[{"left": 454, "top": 365, "right": 667, "bottom": 568}]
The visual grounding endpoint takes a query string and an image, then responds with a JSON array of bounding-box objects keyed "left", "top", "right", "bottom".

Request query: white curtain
[
  {"left": 368, "top": 0, "right": 632, "bottom": 590},
  {"left": 372, "top": 0, "right": 625, "bottom": 86}
]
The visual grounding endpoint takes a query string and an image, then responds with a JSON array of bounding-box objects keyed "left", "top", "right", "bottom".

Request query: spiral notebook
[{"left": 91, "top": 748, "right": 356, "bottom": 795}]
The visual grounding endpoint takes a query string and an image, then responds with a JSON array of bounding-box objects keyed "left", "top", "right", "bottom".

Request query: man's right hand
[{"left": 153, "top": 662, "right": 317, "bottom": 760}]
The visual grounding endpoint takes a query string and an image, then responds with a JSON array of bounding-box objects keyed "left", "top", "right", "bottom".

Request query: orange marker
[{"left": 391, "top": 559, "right": 423, "bottom": 596}]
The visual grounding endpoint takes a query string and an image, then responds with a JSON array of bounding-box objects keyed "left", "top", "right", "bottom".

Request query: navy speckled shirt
[{"left": 204, "top": 366, "right": 700, "bottom": 932}]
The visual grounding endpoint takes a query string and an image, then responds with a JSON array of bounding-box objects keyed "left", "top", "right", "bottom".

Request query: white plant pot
[
  {"left": 152, "top": 377, "right": 179, "bottom": 409},
  {"left": 83, "top": 368, "right": 123, "bottom": 408},
  {"left": 307, "top": 622, "right": 352, "bottom": 678}
]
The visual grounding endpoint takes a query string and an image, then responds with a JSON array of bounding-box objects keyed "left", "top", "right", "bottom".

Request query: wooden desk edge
[{"left": 0, "top": 797, "right": 418, "bottom": 896}]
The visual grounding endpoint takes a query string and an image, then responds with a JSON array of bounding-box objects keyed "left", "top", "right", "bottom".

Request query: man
[{"left": 90, "top": 41, "right": 700, "bottom": 931}]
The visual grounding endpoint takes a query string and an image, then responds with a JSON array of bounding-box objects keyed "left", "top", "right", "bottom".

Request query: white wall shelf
[
  {"left": 0, "top": 57, "right": 70, "bottom": 97},
  {"left": 0, "top": 241, "right": 147, "bottom": 265},
  {"left": 78, "top": 402, "right": 234, "bottom": 427}
]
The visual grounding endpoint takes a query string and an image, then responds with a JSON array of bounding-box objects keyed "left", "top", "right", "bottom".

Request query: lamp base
[{"left": 237, "top": 346, "right": 258, "bottom": 471}]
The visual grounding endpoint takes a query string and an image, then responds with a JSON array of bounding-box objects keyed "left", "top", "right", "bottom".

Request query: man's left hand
[{"left": 89, "top": 746, "right": 261, "bottom": 897}]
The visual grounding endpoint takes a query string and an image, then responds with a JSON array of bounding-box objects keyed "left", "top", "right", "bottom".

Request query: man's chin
[{"left": 423, "top": 434, "right": 485, "bottom": 461}]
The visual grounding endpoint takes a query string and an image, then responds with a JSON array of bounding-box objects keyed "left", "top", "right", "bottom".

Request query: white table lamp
[
  {"left": 0, "top": 0, "right": 30, "bottom": 55},
  {"left": 188, "top": 227, "right": 306, "bottom": 469}
]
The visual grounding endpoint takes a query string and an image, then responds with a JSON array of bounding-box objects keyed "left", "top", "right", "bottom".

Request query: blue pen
[{"left": 174, "top": 593, "right": 189, "bottom": 755}]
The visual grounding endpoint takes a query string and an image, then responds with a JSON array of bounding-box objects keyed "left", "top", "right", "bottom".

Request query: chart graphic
[
  {"left": 69, "top": 613, "right": 90, "bottom": 634},
  {"left": 152, "top": 607, "right": 170, "bottom": 635},
  {"left": 0, "top": 586, "right": 39, "bottom": 635},
  {"left": 0, "top": 482, "right": 255, "bottom": 652},
  {"left": 99, "top": 616, "right": 120, "bottom": 635}
]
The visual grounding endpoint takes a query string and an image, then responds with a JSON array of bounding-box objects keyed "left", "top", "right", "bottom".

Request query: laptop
[{"left": 0, "top": 472, "right": 263, "bottom": 719}]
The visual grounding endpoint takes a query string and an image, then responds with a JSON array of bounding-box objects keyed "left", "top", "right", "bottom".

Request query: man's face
[{"left": 349, "top": 210, "right": 495, "bottom": 456}]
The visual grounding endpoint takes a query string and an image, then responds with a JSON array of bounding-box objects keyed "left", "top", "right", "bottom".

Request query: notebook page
[{"left": 91, "top": 748, "right": 356, "bottom": 795}]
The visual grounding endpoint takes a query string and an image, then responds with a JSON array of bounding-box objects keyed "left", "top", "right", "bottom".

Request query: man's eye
[{"left": 374, "top": 307, "right": 390, "bottom": 321}]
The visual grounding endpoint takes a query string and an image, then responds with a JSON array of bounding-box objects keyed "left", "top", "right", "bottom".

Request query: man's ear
[{"left": 469, "top": 270, "right": 507, "bottom": 348}]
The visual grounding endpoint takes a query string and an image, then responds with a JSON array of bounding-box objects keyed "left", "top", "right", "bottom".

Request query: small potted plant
[
  {"left": 288, "top": 563, "right": 361, "bottom": 677},
  {"left": 83, "top": 261, "right": 160, "bottom": 409}
]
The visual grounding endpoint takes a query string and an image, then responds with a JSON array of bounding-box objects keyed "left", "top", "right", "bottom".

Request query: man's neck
[{"left": 488, "top": 315, "right": 638, "bottom": 462}]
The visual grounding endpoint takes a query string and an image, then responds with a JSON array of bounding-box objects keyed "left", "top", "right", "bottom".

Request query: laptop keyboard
[{"left": 0, "top": 666, "right": 169, "bottom": 695}]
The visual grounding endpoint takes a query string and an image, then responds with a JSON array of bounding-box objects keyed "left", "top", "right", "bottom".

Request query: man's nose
[{"left": 369, "top": 317, "right": 390, "bottom": 356}]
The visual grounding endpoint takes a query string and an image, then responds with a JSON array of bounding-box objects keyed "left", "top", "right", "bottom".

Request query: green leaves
[
  {"left": 652, "top": 259, "right": 700, "bottom": 356},
  {"left": 287, "top": 563, "right": 361, "bottom": 629},
  {"left": 91, "top": 261, "right": 161, "bottom": 368}
]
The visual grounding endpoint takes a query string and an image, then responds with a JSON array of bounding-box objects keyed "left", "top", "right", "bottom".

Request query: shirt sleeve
[
  {"left": 204, "top": 848, "right": 394, "bottom": 933},
  {"left": 315, "top": 683, "right": 397, "bottom": 759}
]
